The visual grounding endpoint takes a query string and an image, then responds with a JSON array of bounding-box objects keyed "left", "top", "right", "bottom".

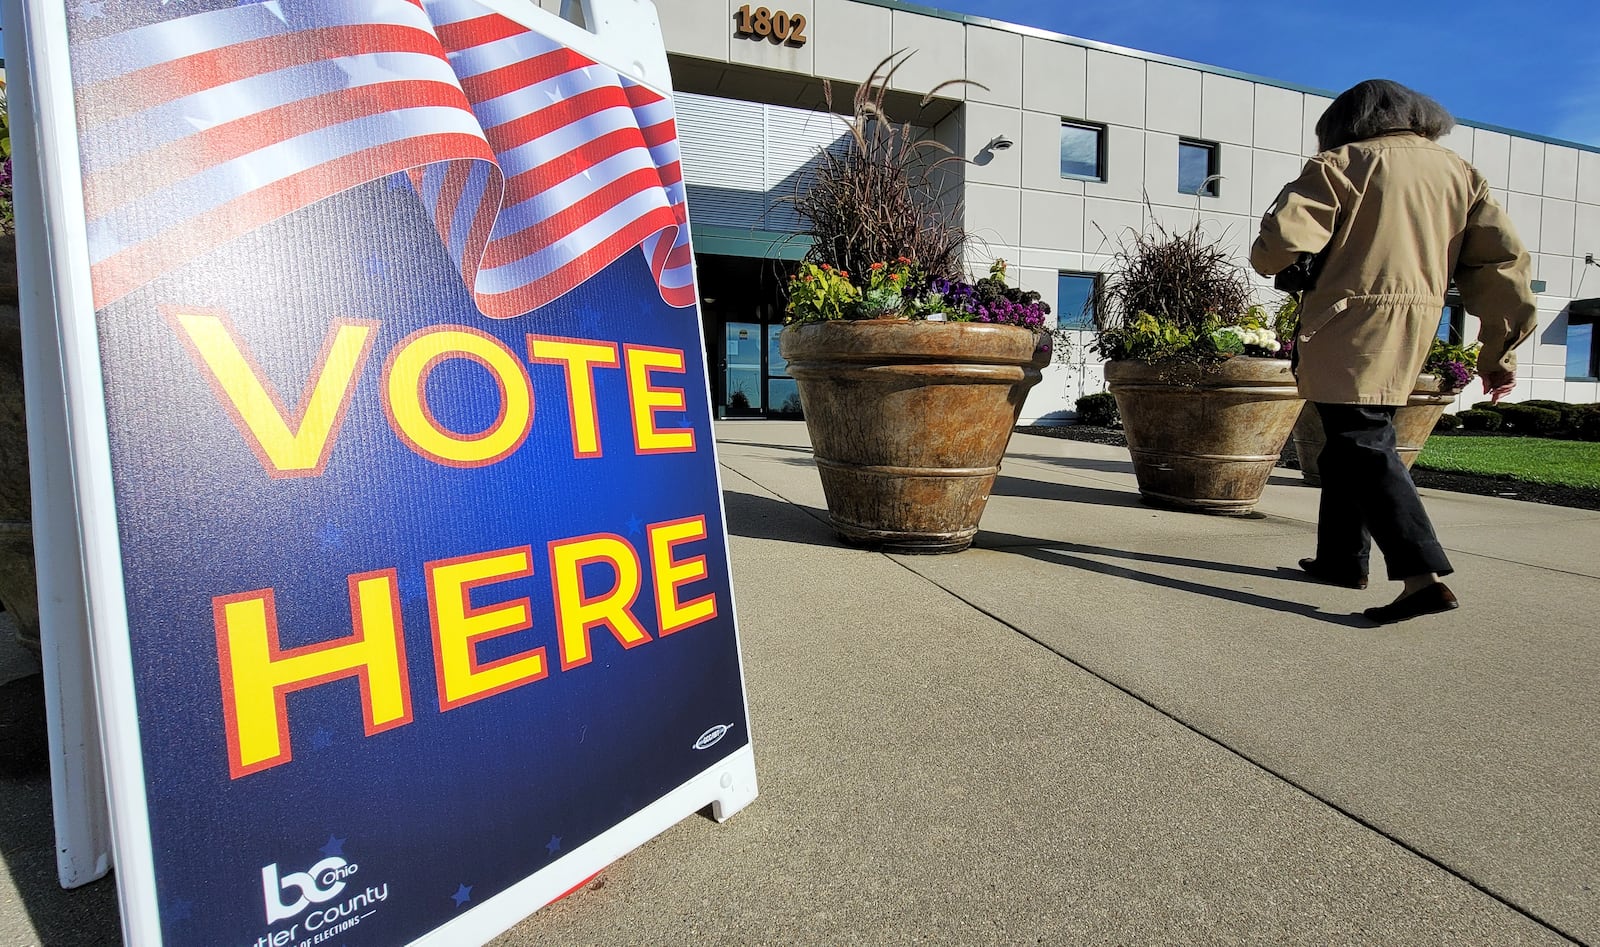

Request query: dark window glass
[
  {"left": 1435, "top": 305, "right": 1465, "bottom": 344},
  {"left": 1057, "top": 272, "right": 1099, "bottom": 329},
  {"left": 1568, "top": 319, "right": 1598, "bottom": 380},
  {"left": 1059, "top": 121, "right": 1103, "bottom": 180},
  {"left": 1178, "top": 139, "right": 1218, "bottom": 196},
  {"left": 768, "top": 378, "right": 803, "bottom": 417}
]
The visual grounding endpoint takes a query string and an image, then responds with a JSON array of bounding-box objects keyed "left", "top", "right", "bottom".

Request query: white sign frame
[{"left": 6, "top": 0, "right": 758, "bottom": 941}]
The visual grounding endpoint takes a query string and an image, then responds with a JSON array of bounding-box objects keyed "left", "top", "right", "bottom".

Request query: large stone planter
[
  {"left": 1105, "top": 356, "right": 1303, "bottom": 515},
  {"left": 1291, "top": 374, "right": 1456, "bottom": 487},
  {"left": 779, "top": 319, "right": 1047, "bottom": 553}
]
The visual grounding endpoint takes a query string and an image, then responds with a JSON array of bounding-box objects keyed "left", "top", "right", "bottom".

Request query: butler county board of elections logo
[
  {"left": 262, "top": 856, "right": 358, "bottom": 923},
  {"left": 255, "top": 841, "right": 389, "bottom": 946}
]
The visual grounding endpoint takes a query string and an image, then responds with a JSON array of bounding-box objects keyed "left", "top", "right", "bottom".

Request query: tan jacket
[{"left": 1251, "top": 133, "right": 1537, "bottom": 405}]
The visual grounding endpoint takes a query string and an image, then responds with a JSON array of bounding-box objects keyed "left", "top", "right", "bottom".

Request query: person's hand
[{"left": 1481, "top": 368, "right": 1516, "bottom": 403}]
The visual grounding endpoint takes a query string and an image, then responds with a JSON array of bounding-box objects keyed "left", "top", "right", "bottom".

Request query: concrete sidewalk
[{"left": 2, "top": 422, "right": 1595, "bottom": 944}]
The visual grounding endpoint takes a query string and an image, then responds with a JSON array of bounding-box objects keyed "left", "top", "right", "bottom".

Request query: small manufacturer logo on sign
[{"left": 692, "top": 723, "right": 734, "bottom": 750}]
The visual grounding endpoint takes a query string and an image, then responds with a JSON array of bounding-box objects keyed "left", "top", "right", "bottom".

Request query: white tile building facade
[{"left": 543, "top": 0, "right": 1600, "bottom": 421}]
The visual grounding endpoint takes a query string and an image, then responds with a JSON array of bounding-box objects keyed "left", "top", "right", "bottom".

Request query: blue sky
[{"left": 928, "top": 0, "right": 1600, "bottom": 148}]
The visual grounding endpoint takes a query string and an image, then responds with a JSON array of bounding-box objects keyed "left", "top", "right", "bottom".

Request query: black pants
[{"left": 1314, "top": 403, "right": 1453, "bottom": 581}]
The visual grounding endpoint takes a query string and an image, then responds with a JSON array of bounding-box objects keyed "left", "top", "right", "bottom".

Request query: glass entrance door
[
  {"left": 723, "top": 322, "right": 763, "bottom": 417},
  {"left": 766, "top": 324, "right": 801, "bottom": 417}
]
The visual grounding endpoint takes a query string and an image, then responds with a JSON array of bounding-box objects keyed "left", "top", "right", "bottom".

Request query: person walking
[{"left": 1251, "top": 79, "right": 1536, "bottom": 625}]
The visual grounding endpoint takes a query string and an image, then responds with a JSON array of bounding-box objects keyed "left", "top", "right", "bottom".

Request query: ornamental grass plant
[
  {"left": 790, "top": 51, "right": 968, "bottom": 285},
  {"left": 783, "top": 52, "right": 1062, "bottom": 345},
  {"left": 1091, "top": 218, "right": 1293, "bottom": 363}
]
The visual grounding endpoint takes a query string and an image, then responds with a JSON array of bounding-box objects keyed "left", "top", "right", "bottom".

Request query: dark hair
[{"left": 1314, "top": 79, "right": 1455, "bottom": 152}]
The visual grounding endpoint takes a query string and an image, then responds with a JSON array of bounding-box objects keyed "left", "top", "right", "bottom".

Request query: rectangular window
[
  {"left": 1178, "top": 139, "right": 1218, "bottom": 197},
  {"left": 1056, "top": 272, "right": 1099, "bottom": 329},
  {"left": 1435, "top": 304, "right": 1465, "bottom": 344},
  {"left": 1568, "top": 318, "right": 1598, "bottom": 380},
  {"left": 1059, "top": 120, "right": 1105, "bottom": 181}
]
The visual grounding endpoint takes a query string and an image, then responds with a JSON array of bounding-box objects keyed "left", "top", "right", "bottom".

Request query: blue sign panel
[{"left": 29, "top": 0, "right": 754, "bottom": 942}]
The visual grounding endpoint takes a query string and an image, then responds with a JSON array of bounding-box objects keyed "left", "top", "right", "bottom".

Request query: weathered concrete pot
[
  {"left": 779, "top": 319, "right": 1047, "bottom": 553},
  {"left": 1291, "top": 374, "right": 1455, "bottom": 487},
  {"left": 1105, "top": 356, "right": 1303, "bottom": 515}
]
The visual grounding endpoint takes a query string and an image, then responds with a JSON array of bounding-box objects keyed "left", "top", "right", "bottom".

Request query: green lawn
[{"left": 1416, "top": 436, "right": 1600, "bottom": 489}]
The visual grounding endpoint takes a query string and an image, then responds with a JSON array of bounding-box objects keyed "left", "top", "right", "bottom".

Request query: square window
[
  {"left": 1060, "top": 120, "right": 1105, "bottom": 181},
  {"left": 1056, "top": 272, "right": 1099, "bottom": 329},
  {"left": 1178, "top": 139, "right": 1219, "bottom": 197}
]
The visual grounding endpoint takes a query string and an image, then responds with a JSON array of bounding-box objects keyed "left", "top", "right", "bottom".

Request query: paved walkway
[{"left": 3, "top": 422, "right": 1596, "bottom": 944}]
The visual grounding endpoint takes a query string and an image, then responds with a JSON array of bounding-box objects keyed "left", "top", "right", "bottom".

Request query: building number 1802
[{"left": 734, "top": 5, "right": 808, "bottom": 46}]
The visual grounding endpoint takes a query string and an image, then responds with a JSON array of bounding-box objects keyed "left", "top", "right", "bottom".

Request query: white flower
[{"left": 1267, "top": 340, "right": 1281, "bottom": 352}]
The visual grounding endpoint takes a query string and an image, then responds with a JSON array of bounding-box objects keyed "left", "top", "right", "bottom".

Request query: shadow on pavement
[
  {"left": 721, "top": 487, "right": 837, "bottom": 548},
  {"left": 1004, "top": 450, "right": 1137, "bottom": 476},
  {"left": 0, "top": 675, "right": 121, "bottom": 945},
  {"left": 990, "top": 474, "right": 1154, "bottom": 510},
  {"left": 714, "top": 441, "right": 813, "bottom": 456},
  {"left": 1008, "top": 449, "right": 1309, "bottom": 488},
  {"left": 721, "top": 488, "right": 1371, "bottom": 629},
  {"left": 975, "top": 529, "right": 1375, "bottom": 629}
]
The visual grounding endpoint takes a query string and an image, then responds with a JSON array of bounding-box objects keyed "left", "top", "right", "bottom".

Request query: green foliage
[
  {"left": 1575, "top": 404, "right": 1600, "bottom": 441},
  {"left": 842, "top": 258, "right": 917, "bottom": 318},
  {"left": 1265, "top": 296, "right": 1299, "bottom": 340},
  {"left": 785, "top": 262, "right": 860, "bottom": 322},
  {"left": 1519, "top": 399, "right": 1581, "bottom": 431},
  {"left": 0, "top": 83, "right": 10, "bottom": 160},
  {"left": 1207, "top": 327, "right": 1246, "bottom": 357},
  {"left": 1096, "top": 310, "right": 1197, "bottom": 362},
  {"left": 1495, "top": 403, "right": 1562, "bottom": 434},
  {"left": 1457, "top": 408, "right": 1504, "bottom": 432},
  {"left": 1456, "top": 400, "right": 1600, "bottom": 440},
  {"left": 1417, "top": 436, "right": 1600, "bottom": 489},
  {"left": 1074, "top": 392, "right": 1120, "bottom": 427},
  {"left": 1434, "top": 412, "right": 1464, "bottom": 432},
  {"left": 1423, "top": 338, "right": 1479, "bottom": 392},
  {"left": 0, "top": 85, "right": 12, "bottom": 237}
]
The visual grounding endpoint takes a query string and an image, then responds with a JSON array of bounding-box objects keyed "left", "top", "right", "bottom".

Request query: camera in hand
[{"left": 1274, "top": 251, "right": 1323, "bottom": 295}]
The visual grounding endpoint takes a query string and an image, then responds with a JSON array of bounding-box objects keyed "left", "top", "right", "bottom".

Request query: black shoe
[
  {"left": 1299, "top": 557, "right": 1369, "bottom": 590},
  {"left": 1363, "top": 583, "right": 1459, "bottom": 625}
]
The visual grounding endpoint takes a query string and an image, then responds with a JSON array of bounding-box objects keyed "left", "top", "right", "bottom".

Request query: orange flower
[
  {"left": 870, "top": 262, "right": 885, "bottom": 270},
  {"left": 889, "top": 273, "right": 900, "bottom": 281},
  {"left": 897, "top": 256, "right": 910, "bottom": 264},
  {"left": 820, "top": 263, "right": 831, "bottom": 271}
]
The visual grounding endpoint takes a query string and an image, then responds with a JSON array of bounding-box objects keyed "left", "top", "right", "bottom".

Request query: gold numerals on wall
[{"left": 733, "top": 5, "right": 808, "bottom": 46}]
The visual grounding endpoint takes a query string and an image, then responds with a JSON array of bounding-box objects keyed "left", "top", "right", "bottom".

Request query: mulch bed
[{"left": 1015, "top": 425, "right": 1600, "bottom": 512}]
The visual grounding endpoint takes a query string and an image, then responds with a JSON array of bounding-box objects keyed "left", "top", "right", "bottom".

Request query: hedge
[
  {"left": 1075, "top": 392, "right": 1120, "bottom": 427},
  {"left": 1494, "top": 403, "right": 1562, "bottom": 434},
  {"left": 1457, "top": 409, "right": 1504, "bottom": 432}
]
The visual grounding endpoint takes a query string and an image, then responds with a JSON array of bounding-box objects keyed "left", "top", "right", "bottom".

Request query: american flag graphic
[{"left": 72, "top": 0, "right": 695, "bottom": 316}]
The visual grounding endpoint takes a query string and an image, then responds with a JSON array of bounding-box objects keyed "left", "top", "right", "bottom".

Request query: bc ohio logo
[
  {"left": 692, "top": 723, "right": 735, "bottom": 750},
  {"left": 262, "top": 855, "right": 358, "bottom": 923}
]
